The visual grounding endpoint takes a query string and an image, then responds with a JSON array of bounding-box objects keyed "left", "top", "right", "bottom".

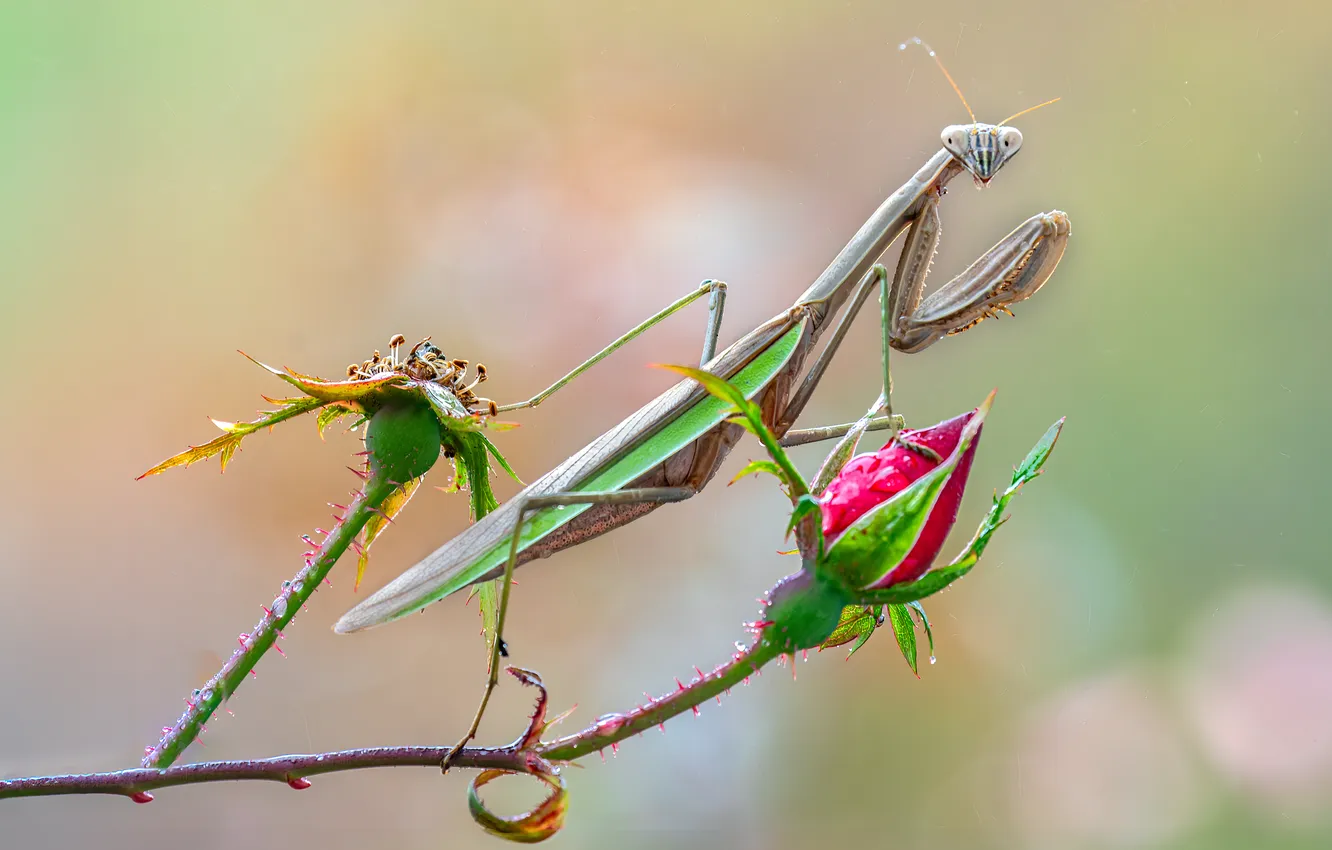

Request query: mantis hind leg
[
  {"left": 442, "top": 486, "right": 695, "bottom": 769},
  {"left": 496, "top": 280, "right": 729, "bottom": 413}
]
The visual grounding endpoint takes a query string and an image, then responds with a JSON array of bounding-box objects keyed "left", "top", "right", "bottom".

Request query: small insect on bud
[
  {"left": 389, "top": 333, "right": 406, "bottom": 348},
  {"left": 475, "top": 364, "right": 488, "bottom": 382}
]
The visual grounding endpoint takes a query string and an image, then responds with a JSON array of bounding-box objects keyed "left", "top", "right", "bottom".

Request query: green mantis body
[{"left": 334, "top": 127, "right": 1070, "bottom": 635}]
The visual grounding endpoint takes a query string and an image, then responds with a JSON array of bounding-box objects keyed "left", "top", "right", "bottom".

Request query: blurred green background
[{"left": 3, "top": 1, "right": 1330, "bottom": 847}]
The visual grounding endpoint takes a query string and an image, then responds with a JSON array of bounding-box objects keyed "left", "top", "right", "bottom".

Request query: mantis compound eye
[
  {"left": 941, "top": 125, "right": 970, "bottom": 157},
  {"left": 996, "top": 126, "right": 1023, "bottom": 155}
]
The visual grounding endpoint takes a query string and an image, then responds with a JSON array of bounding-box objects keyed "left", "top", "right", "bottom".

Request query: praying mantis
[{"left": 334, "top": 43, "right": 1070, "bottom": 640}]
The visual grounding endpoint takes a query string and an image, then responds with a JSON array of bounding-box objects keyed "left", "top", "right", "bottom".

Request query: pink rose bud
[{"left": 819, "top": 410, "right": 982, "bottom": 588}]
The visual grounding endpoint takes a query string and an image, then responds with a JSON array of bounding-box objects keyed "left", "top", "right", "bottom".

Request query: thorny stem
[
  {"left": 541, "top": 636, "right": 782, "bottom": 763},
  {"left": 142, "top": 476, "right": 398, "bottom": 769},
  {"left": 0, "top": 747, "right": 523, "bottom": 800},
  {"left": 4, "top": 633, "right": 784, "bottom": 801}
]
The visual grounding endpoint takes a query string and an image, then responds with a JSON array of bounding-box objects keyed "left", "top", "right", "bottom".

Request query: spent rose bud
[{"left": 818, "top": 409, "right": 983, "bottom": 588}]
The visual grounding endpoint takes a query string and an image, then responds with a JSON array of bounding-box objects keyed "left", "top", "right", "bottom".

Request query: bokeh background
[{"left": 3, "top": 1, "right": 1330, "bottom": 848}]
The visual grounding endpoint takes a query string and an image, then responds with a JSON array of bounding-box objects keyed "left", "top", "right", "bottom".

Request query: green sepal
[
  {"left": 908, "top": 600, "right": 934, "bottom": 661},
  {"left": 658, "top": 364, "right": 807, "bottom": 499},
  {"left": 864, "top": 416, "right": 1065, "bottom": 604},
  {"left": 481, "top": 433, "right": 523, "bottom": 484},
  {"left": 818, "top": 604, "right": 883, "bottom": 657},
  {"left": 354, "top": 476, "right": 423, "bottom": 591},
  {"left": 887, "top": 603, "right": 919, "bottom": 675},
  {"left": 240, "top": 352, "right": 407, "bottom": 404}
]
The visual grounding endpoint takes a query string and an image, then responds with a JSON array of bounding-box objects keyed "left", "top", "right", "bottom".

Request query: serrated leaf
[
  {"left": 138, "top": 395, "right": 327, "bottom": 478},
  {"left": 819, "top": 604, "right": 882, "bottom": 657},
  {"left": 820, "top": 395, "right": 990, "bottom": 590},
  {"left": 355, "top": 476, "right": 423, "bottom": 591},
  {"left": 730, "top": 459, "right": 783, "bottom": 486},
  {"left": 887, "top": 603, "right": 919, "bottom": 675}
]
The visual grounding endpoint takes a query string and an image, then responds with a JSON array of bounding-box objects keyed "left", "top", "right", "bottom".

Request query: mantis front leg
[
  {"left": 780, "top": 200, "right": 1069, "bottom": 448},
  {"left": 889, "top": 191, "right": 1071, "bottom": 354}
]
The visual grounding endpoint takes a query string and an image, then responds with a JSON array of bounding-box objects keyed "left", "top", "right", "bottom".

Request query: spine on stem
[{"left": 144, "top": 399, "right": 444, "bottom": 768}]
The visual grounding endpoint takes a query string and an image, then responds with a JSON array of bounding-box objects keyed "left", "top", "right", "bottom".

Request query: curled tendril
[{"left": 468, "top": 769, "right": 568, "bottom": 844}]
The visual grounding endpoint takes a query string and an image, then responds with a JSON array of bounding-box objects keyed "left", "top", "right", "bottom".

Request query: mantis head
[
  {"left": 900, "top": 36, "right": 1058, "bottom": 187},
  {"left": 941, "top": 123, "right": 1023, "bottom": 185}
]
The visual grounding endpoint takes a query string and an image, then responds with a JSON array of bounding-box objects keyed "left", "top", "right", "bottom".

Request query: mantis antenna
[
  {"left": 900, "top": 35, "right": 1061, "bottom": 127},
  {"left": 900, "top": 37, "right": 977, "bottom": 123}
]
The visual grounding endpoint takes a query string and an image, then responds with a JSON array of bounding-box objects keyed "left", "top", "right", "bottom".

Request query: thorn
[
  {"left": 129, "top": 791, "right": 154, "bottom": 804},
  {"left": 144, "top": 746, "right": 155, "bottom": 756},
  {"left": 237, "top": 633, "right": 251, "bottom": 649},
  {"left": 328, "top": 502, "right": 347, "bottom": 511},
  {"left": 694, "top": 666, "right": 706, "bottom": 680},
  {"left": 323, "top": 576, "right": 333, "bottom": 588},
  {"left": 273, "top": 643, "right": 286, "bottom": 658},
  {"left": 261, "top": 605, "right": 273, "bottom": 617},
  {"left": 347, "top": 466, "right": 368, "bottom": 480},
  {"left": 691, "top": 705, "right": 701, "bottom": 717},
  {"left": 659, "top": 723, "right": 666, "bottom": 733},
  {"left": 286, "top": 776, "right": 312, "bottom": 790},
  {"left": 675, "top": 678, "right": 686, "bottom": 692},
  {"left": 610, "top": 743, "right": 619, "bottom": 756},
  {"left": 599, "top": 751, "right": 606, "bottom": 763},
  {"left": 250, "top": 669, "right": 258, "bottom": 679}
]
